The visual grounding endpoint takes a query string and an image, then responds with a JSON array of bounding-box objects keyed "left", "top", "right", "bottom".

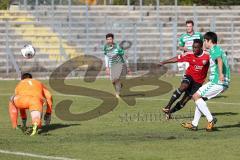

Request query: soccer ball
[{"left": 21, "top": 44, "right": 36, "bottom": 59}]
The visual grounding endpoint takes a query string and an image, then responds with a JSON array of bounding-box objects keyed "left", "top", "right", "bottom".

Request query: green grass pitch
[{"left": 0, "top": 74, "right": 239, "bottom": 160}]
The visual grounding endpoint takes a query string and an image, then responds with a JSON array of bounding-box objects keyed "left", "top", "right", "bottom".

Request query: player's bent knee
[
  {"left": 192, "top": 93, "right": 201, "bottom": 101},
  {"left": 179, "top": 85, "right": 188, "bottom": 92}
]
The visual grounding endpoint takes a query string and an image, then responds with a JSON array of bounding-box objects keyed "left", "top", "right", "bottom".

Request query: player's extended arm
[
  {"left": 217, "top": 57, "right": 224, "bottom": 82},
  {"left": 43, "top": 86, "right": 53, "bottom": 125},
  {"left": 159, "top": 56, "right": 178, "bottom": 66}
]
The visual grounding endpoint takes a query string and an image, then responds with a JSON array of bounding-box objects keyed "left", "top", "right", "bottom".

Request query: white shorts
[
  {"left": 110, "top": 63, "right": 127, "bottom": 82},
  {"left": 197, "top": 82, "right": 227, "bottom": 99},
  {"left": 177, "top": 62, "right": 189, "bottom": 71}
]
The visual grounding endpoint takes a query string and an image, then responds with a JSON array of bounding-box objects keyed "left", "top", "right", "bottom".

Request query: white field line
[
  {"left": 0, "top": 149, "right": 77, "bottom": 160},
  {"left": 0, "top": 93, "right": 239, "bottom": 106}
]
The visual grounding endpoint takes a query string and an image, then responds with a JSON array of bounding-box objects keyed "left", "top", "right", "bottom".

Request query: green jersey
[
  {"left": 178, "top": 32, "right": 203, "bottom": 51},
  {"left": 103, "top": 43, "right": 125, "bottom": 67},
  {"left": 209, "top": 45, "right": 230, "bottom": 86}
]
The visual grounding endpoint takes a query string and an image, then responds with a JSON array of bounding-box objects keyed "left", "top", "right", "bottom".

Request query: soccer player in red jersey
[{"left": 159, "top": 39, "right": 209, "bottom": 119}]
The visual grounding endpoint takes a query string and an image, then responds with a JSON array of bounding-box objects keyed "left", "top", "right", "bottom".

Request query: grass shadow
[
  {"left": 217, "top": 123, "right": 240, "bottom": 129},
  {"left": 212, "top": 112, "right": 238, "bottom": 116},
  {"left": 38, "top": 123, "right": 81, "bottom": 134},
  {"left": 211, "top": 95, "right": 228, "bottom": 99},
  {"left": 197, "top": 123, "right": 240, "bottom": 131},
  {"left": 196, "top": 128, "right": 221, "bottom": 132}
]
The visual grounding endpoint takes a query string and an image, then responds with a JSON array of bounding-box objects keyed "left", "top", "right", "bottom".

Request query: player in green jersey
[
  {"left": 182, "top": 31, "right": 230, "bottom": 131},
  {"left": 178, "top": 20, "right": 203, "bottom": 52},
  {"left": 103, "top": 33, "right": 127, "bottom": 98},
  {"left": 178, "top": 20, "right": 203, "bottom": 71}
]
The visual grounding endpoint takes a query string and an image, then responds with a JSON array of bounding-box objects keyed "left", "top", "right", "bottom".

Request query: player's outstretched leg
[
  {"left": 181, "top": 106, "right": 200, "bottom": 131},
  {"left": 162, "top": 80, "right": 189, "bottom": 112},
  {"left": 162, "top": 88, "right": 184, "bottom": 113},
  {"left": 189, "top": 83, "right": 220, "bottom": 132},
  {"left": 169, "top": 93, "right": 191, "bottom": 115},
  {"left": 162, "top": 79, "right": 190, "bottom": 120}
]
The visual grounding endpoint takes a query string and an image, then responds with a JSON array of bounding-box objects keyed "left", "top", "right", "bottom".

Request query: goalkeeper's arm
[{"left": 43, "top": 86, "right": 53, "bottom": 125}]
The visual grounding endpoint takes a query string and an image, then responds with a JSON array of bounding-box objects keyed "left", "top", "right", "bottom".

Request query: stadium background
[{"left": 0, "top": 0, "right": 240, "bottom": 79}]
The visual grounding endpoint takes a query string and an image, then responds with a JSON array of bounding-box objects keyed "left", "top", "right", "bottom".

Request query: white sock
[
  {"left": 195, "top": 98, "right": 213, "bottom": 122},
  {"left": 192, "top": 106, "right": 202, "bottom": 127}
]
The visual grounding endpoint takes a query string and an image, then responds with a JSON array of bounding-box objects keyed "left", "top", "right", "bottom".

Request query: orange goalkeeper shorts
[{"left": 12, "top": 95, "right": 44, "bottom": 112}]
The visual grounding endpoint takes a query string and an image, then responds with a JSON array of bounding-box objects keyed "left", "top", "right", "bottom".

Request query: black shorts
[{"left": 181, "top": 75, "right": 202, "bottom": 97}]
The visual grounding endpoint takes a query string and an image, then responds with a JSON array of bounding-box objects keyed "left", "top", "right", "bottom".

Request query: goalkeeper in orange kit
[{"left": 8, "top": 73, "right": 53, "bottom": 136}]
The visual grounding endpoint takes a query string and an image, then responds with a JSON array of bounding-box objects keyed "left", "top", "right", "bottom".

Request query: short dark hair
[
  {"left": 106, "top": 33, "right": 114, "bottom": 39},
  {"left": 186, "top": 20, "right": 194, "bottom": 26},
  {"left": 204, "top": 32, "right": 218, "bottom": 44},
  {"left": 21, "top": 73, "right": 32, "bottom": 80},
  {"left": 193, "top": 39, "right": 203, "bottom": 47}
]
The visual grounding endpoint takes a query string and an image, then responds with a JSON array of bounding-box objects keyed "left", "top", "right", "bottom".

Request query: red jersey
[{"left": 177, "top": 51, "right": 209, "bottom": 84}]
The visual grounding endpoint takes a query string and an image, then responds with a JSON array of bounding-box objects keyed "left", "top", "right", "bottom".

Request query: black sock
[
  {"left": 166, "top": 89, "right": 183, "bottom": 108},
  {"left": 170, "top": 102, "right": 184, "bottom": 113}
]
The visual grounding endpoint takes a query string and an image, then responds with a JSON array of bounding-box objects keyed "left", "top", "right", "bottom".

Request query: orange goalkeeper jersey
[{"left": 15, "top": 78, "right": 53, "bottom": 113}]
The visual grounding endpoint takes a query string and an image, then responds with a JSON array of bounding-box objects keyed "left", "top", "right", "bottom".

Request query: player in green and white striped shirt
[
  {"left": 178, "top": 20, "right": 203, "bottom": 52},
  {"left": 178, "top": 20, "right": 203, "bottom": 71},
  {"left": 103, "top": 33, "right": 127, "bottom": 98},
  {"left": 182, "top": 32, "right": 230, "bottom": 131}
]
